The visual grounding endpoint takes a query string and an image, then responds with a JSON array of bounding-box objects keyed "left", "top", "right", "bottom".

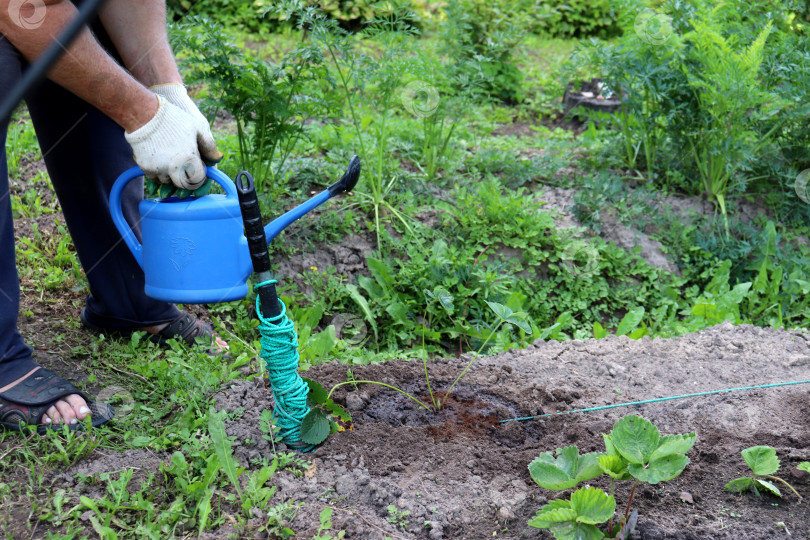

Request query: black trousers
[{"left": 0, "top": 30, "right": 179, "bottom": 382}]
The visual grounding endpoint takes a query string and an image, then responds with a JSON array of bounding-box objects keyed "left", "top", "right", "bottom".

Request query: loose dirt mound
[{"left": 203, "top": 323, "right": 810, "bottom": 539}]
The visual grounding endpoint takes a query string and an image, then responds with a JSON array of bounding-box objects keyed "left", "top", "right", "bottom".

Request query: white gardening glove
[
  {"left": 124, "top": 95, "right": 207, "bottom": 190},
  {"left": 149, "top": 83, "right": 222, "bottom": 165}
]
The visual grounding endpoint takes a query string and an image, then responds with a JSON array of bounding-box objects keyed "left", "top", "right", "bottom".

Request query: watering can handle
[{"left": 109, "top": 166, "right": 238, "bottom": 268}]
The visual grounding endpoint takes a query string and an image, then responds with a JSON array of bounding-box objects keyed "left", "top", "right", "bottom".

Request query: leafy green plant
[
  {"left": 529, "top": 487, "right": 620, "bottom": 540},
  {"left": 277, "top": 0, "right": 420, "bottom": 252},
  {"left": 167, "top": 0, "right": 277, "bottom": 35},
  {"left": 312, "top": 507, "right": 345, "bottom": 540},
  {"left": 440, "top": 0, "right": 529, "bottom": 103},
  {"left": 529, "top": 414, "right": 696, "bottom": 538},
  {"left": 171, "top": 18, "right": 328, "bottom": 194},
  {"left": 530, "top": 0, "right": 620, "bottom": 38},
  {"left": 725, "top": 446, "right": 802, "bottom": 499},
  {"left": 5, "top": 114, "right": 40, "bottom": 180},
  {"left": 683, "top": 11, "right": 779, "bottom": 233},
  {"left": 386, "top": 504, "right": 411, "bottom": 528},
  {"left": 528, "top": 446, "right": 603, "bottom": 490}
]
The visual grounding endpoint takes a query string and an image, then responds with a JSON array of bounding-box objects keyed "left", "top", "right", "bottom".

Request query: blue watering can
[{"left": 110, "top": 157, "right": 361, "bottom": 304}]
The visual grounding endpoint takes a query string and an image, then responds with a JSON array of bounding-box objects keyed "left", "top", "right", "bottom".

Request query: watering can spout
[{"left": 262, "top": 155, "right": 361, "bottom": 245}]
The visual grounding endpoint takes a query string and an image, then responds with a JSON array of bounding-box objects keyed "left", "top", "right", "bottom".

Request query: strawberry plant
[
  {"left": 528, "top": 414, "right": 696, "bottom": 539},
  {"left": 725, "top": 446, "right": 802, "bottom": 499},
  {"left": 529, "top": 487, "right": 620, "bottom": 540}
]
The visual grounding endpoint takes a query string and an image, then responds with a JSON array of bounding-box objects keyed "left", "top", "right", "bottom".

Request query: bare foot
[
  {"left": 141, "top": 323, "right": 229, "bottom": 352},
  {"left": 0, "top": 368, "right": 90, "bottom": 426}
]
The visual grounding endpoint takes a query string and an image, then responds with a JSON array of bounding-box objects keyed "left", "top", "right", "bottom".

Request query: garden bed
[{"left": 49, "top": 323, "right": 810, "bottom": 539}]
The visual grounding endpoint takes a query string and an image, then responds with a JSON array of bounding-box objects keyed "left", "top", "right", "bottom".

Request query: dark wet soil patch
[{"left": 358, "top": 386, "right": 513, "bottom": 442}]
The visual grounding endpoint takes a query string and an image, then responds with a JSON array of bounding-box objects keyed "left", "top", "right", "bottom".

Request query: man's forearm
[
  {"left": 0, "top": 0, "right": 157, "bottom": 131},
  {"left": 99, "top": 0, "right": 181, "bottom": 87}
]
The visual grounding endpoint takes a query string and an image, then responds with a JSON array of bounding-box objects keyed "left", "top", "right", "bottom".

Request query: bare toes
[
  {"left": 65, "top": 394, "right": 90, "bottom": 420},
  {"left": 45, "top": 405, "right": 59, "bottom": 425},
  {"left": 214, "top": 336, "right": 229, "bottom": 351},
  {"left": 55, "top": 400, "right": 77, "bottom": 425}
]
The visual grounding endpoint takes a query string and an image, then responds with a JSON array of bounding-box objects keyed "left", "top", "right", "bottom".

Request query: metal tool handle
[{"left": 236, "top": 171, "right": 280, "bottom": 319}]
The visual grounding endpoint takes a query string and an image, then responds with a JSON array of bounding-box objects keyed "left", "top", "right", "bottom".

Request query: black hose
[{"left": 0, "top": 0, "right": 108, "bottom": 123}]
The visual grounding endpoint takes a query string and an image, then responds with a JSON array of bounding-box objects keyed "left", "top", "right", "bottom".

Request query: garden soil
[
  {"left": 206, "top": 322, "right": 810, "bottom": 539},
  {"left": 51, "top": 323, "right": 807, "bottom": 540}
]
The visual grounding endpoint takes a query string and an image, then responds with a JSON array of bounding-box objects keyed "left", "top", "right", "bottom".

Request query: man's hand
[
  {"left": 150, "top": 84, "right": 223, "bottom": 165},
  {"left": 124, "top": 95, "right": 208, "bottom": 190}
]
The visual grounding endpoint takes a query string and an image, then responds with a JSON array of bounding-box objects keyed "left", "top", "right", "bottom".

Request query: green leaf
[
  {"left": 386, "top": 301, "right": 410, "bottom": 326},
  {"left": 357, "top": 274, "right": 384, "bottom": 300},
  {"left": 79, "top": 496, "right": 103, "bottom": 514},
  {"left": 570, "top": 487, "right": 615, "bottom": 525},
  {"left": 742, "top": 446, "right": 780, "bottom": 476},
  {"left": 616, "top": 307, "right": 644, "bottom": 336},
  {"left": 528, "top": 446, "right": 604, "bottom": 490},
  {"left": 529, "top": 506, "right": 577, "bottom": 527},
  {"left": 629, "top": 454, "right": 690, "bottom": 484},
  {"left": 754, "top": 478, "right": 781, "bottom": 497},
  {"left": 304, "top": 326, "right": 337, "bottom": 359},
  {"left": 426, "top": 287, "right": 454, "bottom": 313},
  {"left": 300, "top": 409, "right": 331, "bottom": 445},
  {"left": 539, "top": 322, "right": 562, "bottom": 340},
  {"left": 649, "top": 433, "right": 697, "bottom": 462},
  {"left": 346, "top": 284, "right": 378, "bottom": 342},
  {"left": 628, "top": 326, "right": 648, "bottom": 340},
  {"left": 603, "top": 434, "right": 618, "bottom": 456},
  {"left": 170, "top": 450, "right": 188, "bottom": 471},
  {"left": 485, "top": 301, "right": 513, "bottom": 322},
  {"left": 367, "top": 257, "right": 395, "bottom": 294},
  {"left": 323, "top": 400, "right": 352, "bottom": 423},
  {"left": 208, "top": 408, "right": 242, "bottom": 498},
  {"left": 548, "top": 523, "right": 606, "bottom": 540},
  {"left": 597, "top": 454, "right": 631, "bottom": 480},
  {"left": 304, "top": 378, "right": 329, "bottom": 405},
  {"left": 718, "top": 282, "right": 753, "bottom": 313},
  {"left": 609, "top": 415, "right": 660, "bottom": 465},
  {"left": 724, "top": 477, "right": 754, "bottom": 493},
  {"left": 798, "top": 462, "right": 810, "bottom": 473},
  {"left": 197, "top": 487, "right": 215, "bottom": 535},
  {"left": 505, "top": 312, "right": 532, "bottom": 334},
  {"left": 528, "top": 499, "right": 573, "bottom": 528},
  {"left": 300, "top": 303, "right": 324, "bottom": 331},
  {"left": 593, "top": 321, "right": 607, "bottom": 339}
]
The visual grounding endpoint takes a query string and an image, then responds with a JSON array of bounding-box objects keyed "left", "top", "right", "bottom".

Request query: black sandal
[
  {"left": 147, "top": 312, "right": 216, "bottom": 346},
  {"left": 81, "top": 308, "right": 218, "bottom": 348},
  {"left": 0, "top": 368, "right": 114, "bottom": 434}
]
